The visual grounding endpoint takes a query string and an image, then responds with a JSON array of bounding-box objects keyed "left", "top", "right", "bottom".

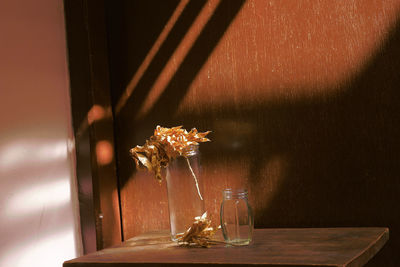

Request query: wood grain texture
[
  {"left": 105, "top": 1, "right": 400, "bottom": 265},
  {"left": 63, "top": 227, "right": 389, "bottom": 267}
]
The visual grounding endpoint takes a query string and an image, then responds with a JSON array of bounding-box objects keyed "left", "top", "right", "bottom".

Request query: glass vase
[
  {"left": 166, "top": 145, "right": 205, "bottom": 241},
  {"left": 220, "top": 188, "right": 254, "bottom": 245}
]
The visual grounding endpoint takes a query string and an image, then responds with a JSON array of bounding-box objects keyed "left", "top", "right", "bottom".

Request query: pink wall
[{"left": 0, "top": 0, "right": 81, "bottom": 266}]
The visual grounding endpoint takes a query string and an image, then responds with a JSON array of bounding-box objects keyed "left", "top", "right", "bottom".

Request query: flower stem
[{"left": 185, "top": 157, "right": 203, "bottom": 200}]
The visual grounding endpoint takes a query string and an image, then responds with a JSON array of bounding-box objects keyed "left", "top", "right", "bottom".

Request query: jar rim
[
  {"left": 223, "top": 188, "right": 247, "bottom": 193},
  {"left": 222, "top": 188, "right": 248, "bottom": 199},
  {"left": 182, "top": 144, "right": 199, "bottom": 156}
]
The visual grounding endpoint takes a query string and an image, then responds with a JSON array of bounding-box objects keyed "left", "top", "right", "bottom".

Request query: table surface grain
[{"left": 64, "top": 227, "right": 389, "bottom": 267}]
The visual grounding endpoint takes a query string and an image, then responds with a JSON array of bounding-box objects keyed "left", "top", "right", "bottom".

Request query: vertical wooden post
[{"left": 64, "top": 0, "right": 122, "bottom": 253}]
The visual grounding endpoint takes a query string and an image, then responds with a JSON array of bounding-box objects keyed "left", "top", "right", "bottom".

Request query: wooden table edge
[
  {"left": 344, "top": 227, "right": 389, "bottom": 267},
  {"left": 63, "top": 227, "right": 390, "bottom": 267}
]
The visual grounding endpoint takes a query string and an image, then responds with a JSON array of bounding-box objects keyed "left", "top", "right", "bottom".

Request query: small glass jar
[
  {"left": 166, "top": 145, "right": 205, "bottom": 241},
  {"left": 220, "top": 189, "right": 254, "bottom": 245}
]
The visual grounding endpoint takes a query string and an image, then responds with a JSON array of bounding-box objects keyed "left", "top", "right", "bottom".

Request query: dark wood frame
[{"left": 64, "top": 0, "right": 122, "bottom": 253}]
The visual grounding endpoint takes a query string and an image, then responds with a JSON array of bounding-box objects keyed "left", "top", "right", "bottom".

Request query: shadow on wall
[
  {"left": 107, "top": 1, "right": 400, "bottom": 266},
  {"left": 253, "top": 18, "right": 400, "bottom": 266}
]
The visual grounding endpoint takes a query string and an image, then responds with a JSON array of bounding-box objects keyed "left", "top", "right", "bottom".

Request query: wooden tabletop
[{"left": 64, "top": 227, "right": 388, "bottom": 267}]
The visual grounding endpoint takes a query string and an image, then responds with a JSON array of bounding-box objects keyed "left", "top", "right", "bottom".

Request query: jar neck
[
  {"left": 182, "top": 144, "right": 199, "bottom": 157},
  {"left": 223, "top": 189, "right": 248, "bottom": 200}
]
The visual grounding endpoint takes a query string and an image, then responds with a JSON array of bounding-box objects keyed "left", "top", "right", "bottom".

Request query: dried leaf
[
  {"left": 176, "top": 212, "right": 218, "bottom": 248},
  {"left": 130, "top": 125, "right": 211, "bottom": 183}
]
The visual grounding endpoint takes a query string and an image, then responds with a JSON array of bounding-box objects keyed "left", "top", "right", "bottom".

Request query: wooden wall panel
[{"left": 106, "top": 1, "right": 400, "bottom": 265}]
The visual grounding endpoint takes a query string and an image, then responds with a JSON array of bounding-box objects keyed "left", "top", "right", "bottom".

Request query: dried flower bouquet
[{"left": 130, "top": 125, "right": 210, "bottom": 199}]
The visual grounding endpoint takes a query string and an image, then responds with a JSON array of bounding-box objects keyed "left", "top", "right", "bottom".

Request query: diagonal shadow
[
  {"left": 109, "top": 0, "right": 246, "bottom": 187},
  {"left": 106, "top": 0, "right": 207, "bottom": 118},
  {"left": 141, "top": 0, "right": 246, "bottom": 124}
]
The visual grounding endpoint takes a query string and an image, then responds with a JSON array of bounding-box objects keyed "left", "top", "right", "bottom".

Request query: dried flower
[
  {"left": 130, "top": 126, "right": 211, "bottom": 183},
  {"left": 176, "top": 212, "right": 219, "bottom": 248}
]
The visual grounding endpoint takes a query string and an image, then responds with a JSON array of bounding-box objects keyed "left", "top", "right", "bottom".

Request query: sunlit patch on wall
[
  {"left": 95, "top": 140, "right": 114, "bottom": 165},
  {"left": 0, "top": 140, "right": 67, "bottom": 171},
  {"left": 1, "top": 230, "right": 76, "bottom": 267},
  {"left": 76, "top": 104, "right": 112, "bottom": 140},
  {"left": 176, "top": 0, "right": 400, "bottom": 112},
  {"left": 5, "top": 179, "right": 71, "bottom": 218},
  {"left": 87, "top": 105, "right": 107, "bottom": 125}
]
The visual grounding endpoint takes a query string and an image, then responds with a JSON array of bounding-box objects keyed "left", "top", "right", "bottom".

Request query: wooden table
[{"left": 64, "top": 228, "right": 388, "bottom": 267}]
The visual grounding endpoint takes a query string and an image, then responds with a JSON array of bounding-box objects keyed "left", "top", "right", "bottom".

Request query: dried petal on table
[{"left": 176, "top": 212, "right": 218, "bottom": 248}]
